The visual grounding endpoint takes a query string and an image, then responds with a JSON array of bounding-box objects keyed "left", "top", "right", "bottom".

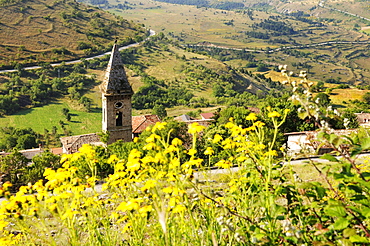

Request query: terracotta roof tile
[{"left": 132, "top": 115, "right": 161, "bottom": 134}]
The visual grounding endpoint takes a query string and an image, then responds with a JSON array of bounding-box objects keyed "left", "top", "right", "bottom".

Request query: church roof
[
  {"left": 132, "top": 115, "right": 161, "bottom": 134},
  {"left": 100, "top": 44, "right": 133, "bottom": 95},
  {"left": 60, "top": 133, "right": 102, "bottom": 154}
]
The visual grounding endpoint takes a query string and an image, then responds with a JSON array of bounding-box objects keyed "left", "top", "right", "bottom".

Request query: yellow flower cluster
[{"left": 0, "top": 117, "right": 289, "bottom": 244}]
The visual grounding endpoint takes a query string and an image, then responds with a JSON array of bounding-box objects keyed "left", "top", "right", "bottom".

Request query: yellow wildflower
[
  {"left": 122, "top": 222, "right": 132, "bottom": 233},
  {"left": 48, "top": 203, "right": 58, "bottom": 212},
  {"left": 264, "top": 150, "right": 278, "bottom": 157},
  {"left": 164, "top": 145, "right": 178, "bottom": 154},
  {"left": 138, "top": 205, "right": 153, "bottom": 217},
  {"left": 2, "top": 182, "right": 12, "bottom": 190},
  {"left": 0, "top": 220, "right": 9, "bottom": 231},
  {"left": 126, "top": 160, "right": 140, "bottom": 172},
  {"left": 254, "top": 144, "right": 266, "bottom": 151},
  {"left": 225, "top": 122, "right": 234, "bottom": 129},
  {"left": 213, "top": 134, "right": 223, "bottom": 143},
  {"left": 169, "top": 197, "right": 178, "bottom": 207},
  {"left": 188, "top": 122, "right": 205, "bottom": 134},
  {"left": 204, "top": 147, "right": 214, "bottom": 155},
  {"left": 162, "top": 186, "right": 173, "bottom": 194},
  {"left": 169, "top": 158, "right": 180, "bottom": 169},
  {"left": 246, "top": 113, "right": 257, "bottom": 121},
  {"left": 117, "top": 199, "right": 141, "bottom": 212},
  {"left": 143, "top": 142, "right": 158, "bottom": 151},
  {"left": 188, "top": 149, "right": 197, "bottom": 156},
  {"left": 107, "top": 154, "right": 119, "bottom": 164},
  {"left": 172, "top": 204, "right": 186, "bottom": 214},
  {"left": 141, "top": 180, "right": 157, "bottom": 192},
  {"left": 171, "top": 138, "right": 183, "bottom": 146},
  {"left": 215, "top": 160, "right": 232, "bottom": 169},
  {"left": 151, "top": 122, "right": 167, "bottom": 132},
  {"left": 79, "top": 144, "right": 95, "bottom": 158},
  {"left": 146, "top": 134, "right": 161, "bottom": 143},
  {"left": 253, "top": 121, "right": 265, "bottom": 128},
  {"left": 268, "top": 111, "right": 281, "bottom": 118},
  {"left": 128, "top": 149, "right": 142, "bottom": 159}
]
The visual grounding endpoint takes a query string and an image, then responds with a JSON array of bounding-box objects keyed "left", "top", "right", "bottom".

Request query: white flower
[{"left": 286, "top": 232, "right": 294, "bottom": 237}]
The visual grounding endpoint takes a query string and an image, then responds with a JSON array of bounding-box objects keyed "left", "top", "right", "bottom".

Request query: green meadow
[{"left": 0, "top": 100, "right": 102, "bottom": 136}]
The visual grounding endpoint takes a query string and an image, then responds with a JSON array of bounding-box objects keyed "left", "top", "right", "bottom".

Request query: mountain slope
[{"left": 0, "top": 0, "right": 147, "bottom": 68}]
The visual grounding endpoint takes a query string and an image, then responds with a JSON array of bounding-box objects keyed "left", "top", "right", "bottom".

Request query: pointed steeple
[{"left": 100, "top": 44, "right": 133, "bottom": 95}]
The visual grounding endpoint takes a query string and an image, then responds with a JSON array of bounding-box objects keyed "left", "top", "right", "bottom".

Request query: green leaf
[
  {"left": 360, "top": 137, "right": 370, "bottom": 150},
  {"left": 350, "top": 147, "right": 362, "bottom": 157},
  {"left": 332, "top": 217, "right": 349, "bottom": 230},
  {"left": 349, "top": 235, "right": 370, "bottom": 243},
  {"left": 320, "top": 154, "right": 339, "bottom": 162},
  {"left": 337, "top": 239, "right": 353, "bottom": 246},
  {"left": 360, "top": 207, "right": 370, "bottom": 218},
  {"left": 324, "top": 204, "right": 347, "bottom": 217},
  {"left": 315, "top": 186, "right": 327, "bottom": 199},
  {"left": 254, "top": 233, "right": 265, "bottom": 240},
  {"left": 318, "top": 131, "right": 330, "bottom": 140},
  {"left": 343, "top": 228, "right": 356, "bottom": 238},
  {"left": 329, "top": 133, "right": 337, "bottom": 142}
]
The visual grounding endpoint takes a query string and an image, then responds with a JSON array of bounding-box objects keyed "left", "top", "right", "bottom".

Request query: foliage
[
  {"left": 1, "top": 101, "right": 370, "bottom": 244},
  {"left": 152, "top": 104, "right": 167, "bottom": 119},
  {"left": 362, "top": 91, "right": 370, "bottom": 104},
  {"left": 0, "top": 127, "right": 39, "bottom": 151},
  {"left": 0, "top": 150, "right": 61, "bottom": 191}
]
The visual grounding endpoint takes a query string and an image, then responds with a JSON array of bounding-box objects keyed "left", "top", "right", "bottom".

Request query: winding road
[{"left": 0, "top": 29, "right": 156, "bottom": 74}]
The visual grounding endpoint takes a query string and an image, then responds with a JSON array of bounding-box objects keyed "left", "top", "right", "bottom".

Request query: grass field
[{"left": 0, "top": 100, "right": 102, "bottom": 136}]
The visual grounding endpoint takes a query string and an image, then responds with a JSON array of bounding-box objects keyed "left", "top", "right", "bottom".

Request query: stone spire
[{"left": 100, "top": 44, "right": 133, "bottom": 95}]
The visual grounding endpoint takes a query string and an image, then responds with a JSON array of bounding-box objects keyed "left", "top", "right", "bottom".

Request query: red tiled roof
[
  {"left": 132, "top": 115, "right": 161, "bottom": 134},
  {"left": 200, "top": 113, "right": 214, "bottom": 120},
  {"left": 51, "top": 147, "right": 63, "bottom": 155}
]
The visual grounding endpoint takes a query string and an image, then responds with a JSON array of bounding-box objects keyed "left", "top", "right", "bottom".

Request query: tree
[
  {"left": 0, "top": 151, "right": 28, "bottom": 189},
  {"left": 62, "top": 108, "right": 69, "bottom": 116},
  {"left": 215, "top": 106, "right": 252, "bottom": 128},
  {"left": 15, "top": 134, "right": 37, "bottom": 150},
  {"left": 314, "top": 93, "right": 331, "bottom": 107},
  {"left": 26, "top": 151, "right": 61, "bottom": 184},
  {"left": 152, "top": 104, "right": 167, "bottom": 119},
  {"left": 362, "top": 92, "right": 370, "bottom": 104}
]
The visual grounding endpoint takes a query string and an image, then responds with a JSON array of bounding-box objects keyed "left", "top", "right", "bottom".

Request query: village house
[{"left": 285, "top": 129, "right": 357, "bottom": 156}]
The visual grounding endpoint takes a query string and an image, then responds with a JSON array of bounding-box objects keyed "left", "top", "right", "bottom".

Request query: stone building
[
  {"left": 60, "top": 43, "right": 134, "bottom": 153},
  {"left": 100, "top": 43, "right": 134, "bottom": 144}
]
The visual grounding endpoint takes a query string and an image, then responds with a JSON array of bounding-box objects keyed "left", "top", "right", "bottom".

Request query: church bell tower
[{"left": 100, "top": 43, "right": 133, "bottom": 144}]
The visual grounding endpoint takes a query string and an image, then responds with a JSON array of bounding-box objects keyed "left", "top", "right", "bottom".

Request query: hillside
[
  {"left": 0, "top": 37, "right": 273, "bottom": 136},
  {"left": 89, "top": 0, "right": 370, "bottom": 85},
  {"left": 0, "top": 0, "right": 147, "bottom": 68}
]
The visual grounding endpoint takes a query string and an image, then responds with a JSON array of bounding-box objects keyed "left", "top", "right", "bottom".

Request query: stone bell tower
[{"left": 100, "top": 43, "right": 133, "bottom": 144}]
